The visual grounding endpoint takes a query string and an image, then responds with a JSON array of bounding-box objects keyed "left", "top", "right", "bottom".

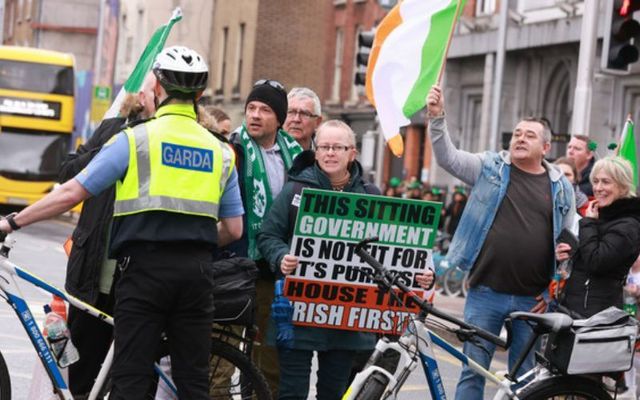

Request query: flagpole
[{"left": 436, "top": 0, "right": 466, "bottom": 85}]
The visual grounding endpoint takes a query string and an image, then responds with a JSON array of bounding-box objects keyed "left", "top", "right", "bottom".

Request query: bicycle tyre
[
  {"left": 209, "top": 339, "right": 271, "bottom": 400},
  {"left": 443, "top": 267, "right": 463, "bottom": 297},
  {"left": 0, "top": 351, "right": 10, "bottom": 400},
  {"left": 517, "top": 375, "right": 612, "bottom": 400},
  {"left": 354, "top": 371, "right": 389, "bottom": 400}
]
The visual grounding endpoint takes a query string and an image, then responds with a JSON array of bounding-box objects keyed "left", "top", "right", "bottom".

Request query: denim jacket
[{"left": 429, "top": 117, "right": 575, "bottom": 274}]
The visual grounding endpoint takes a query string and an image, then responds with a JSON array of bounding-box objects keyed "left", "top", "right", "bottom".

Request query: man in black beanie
[{"left": 223, "top": 79, "right": 302, "bottom": 397}]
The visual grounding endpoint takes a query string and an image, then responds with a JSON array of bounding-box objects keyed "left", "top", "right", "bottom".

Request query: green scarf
[{"left": 239, "top": 124, "right": 302, "bottom": 260}]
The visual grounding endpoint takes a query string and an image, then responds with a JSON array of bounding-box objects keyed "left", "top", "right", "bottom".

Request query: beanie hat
[{"left": 245, "top": 81, "right": 288, "bottom": 126}]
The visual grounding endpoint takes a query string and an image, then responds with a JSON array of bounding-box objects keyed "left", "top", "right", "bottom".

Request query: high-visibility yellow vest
[{"left": 114, "top": 104, "right": 235, "bottom": 220}]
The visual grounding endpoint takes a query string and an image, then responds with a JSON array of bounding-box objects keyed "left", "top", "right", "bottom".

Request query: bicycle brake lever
[{"left": 455, "top": 328, "right": 476, "bottom": 343}]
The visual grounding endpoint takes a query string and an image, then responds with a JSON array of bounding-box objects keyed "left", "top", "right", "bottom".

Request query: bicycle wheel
[
  {"left": 518, "top": 375, "right": 612, "bottom": 400},
  {"left": 0, "top": 351, "right": 10, "bottom": 400},
  {"left": 209, "top": 339, "right": 271, "bottom": 400},
  {"left": 354, "top": 371, "right": 389, "bottom": 400},
  {"left": 443, "top": 267, "right": 463, "bottom": 297}
]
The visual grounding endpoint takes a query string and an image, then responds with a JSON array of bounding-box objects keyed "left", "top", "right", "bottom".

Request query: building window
[
  {"left": 17, "top": 0, "right": 23, "bottom": 22},
  {"left": 332, "top": 27, "right": 344, "bottom": 102},
  {"left": 136, "top": 8, "right": 144, "bottom": 59},
  {"left": 125, "top": 37, "right": 133, "bottom": 64},
  {"left": 216, "top": 27, "right": 229, "bottom": 96},
  {"left": 25, "top": 0, "right": 32, "bottom": 21},
  {"left": 475, "top": 0, "right": 496, "bottom": 16},
  {"left": 233, "top": 23, "right": 245, "bottom": 95},
  {"left": 517, "top": 0, "right": 556, "bottom": 13},
  {"left": 350, "top": 25, "right": 362, "bottom": 102},
  {"left": 461, "top": 92, "right": 482, "bottom": 152},
  {"left": 7, "top": 1, "right": 15, "bottom": 39}
]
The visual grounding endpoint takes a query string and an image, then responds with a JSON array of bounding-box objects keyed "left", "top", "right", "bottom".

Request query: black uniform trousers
[
  {"left": 68, "top": 292, "right": 115, "bottom": 395},
  {"left": 109, "top": 242, "right": 215, "bottom": 400}
]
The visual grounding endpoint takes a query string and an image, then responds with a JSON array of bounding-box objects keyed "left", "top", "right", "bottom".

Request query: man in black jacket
[{"left": 58, "top": 73, "right": 157, "bottom": 398}]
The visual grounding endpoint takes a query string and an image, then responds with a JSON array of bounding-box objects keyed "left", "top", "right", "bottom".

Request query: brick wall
[{"left": 253, "top": 0, "right": 329, "bottom": 100}]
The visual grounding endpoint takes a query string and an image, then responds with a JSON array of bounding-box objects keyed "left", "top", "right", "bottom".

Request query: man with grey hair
[
  {"left": 284, "top": 87, "right": 323, "bottom": 150},
  {"left": 426, "top": 85, "right": 575, "bottom": 399}
]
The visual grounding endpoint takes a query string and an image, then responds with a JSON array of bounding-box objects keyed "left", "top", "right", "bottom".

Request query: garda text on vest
[{"left": 162, "top": 142, "right": 214, "bottom": 172}]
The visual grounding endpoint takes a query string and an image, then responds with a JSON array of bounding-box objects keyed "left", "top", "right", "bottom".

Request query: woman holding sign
[{"left": 258, "top": 120, "right": 435, "bottom": 400}]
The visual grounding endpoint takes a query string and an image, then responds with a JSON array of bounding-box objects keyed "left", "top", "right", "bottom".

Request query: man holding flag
[{"left": 426, "top": 85, "right": 575, "bottom": 398}]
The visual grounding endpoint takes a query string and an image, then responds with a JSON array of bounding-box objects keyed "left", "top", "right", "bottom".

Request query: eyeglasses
[
  {"left": 254, "top": 79, "right": 286, "bottom": 94},
  {"left": 316, "top": 144, "right": 353, "bottom": 153},
  {"left": 287, "top": 109, "right": 318, "bottom": 120}
]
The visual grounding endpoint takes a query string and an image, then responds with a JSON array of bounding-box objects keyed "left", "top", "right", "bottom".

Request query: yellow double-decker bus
[{"left": 0, "top": 46, "right": 75, "bottom": 206}]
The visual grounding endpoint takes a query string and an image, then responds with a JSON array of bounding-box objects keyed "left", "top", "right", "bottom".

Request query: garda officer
[{"left": 0, "top": 46, "right": 244, "bottom": 399}]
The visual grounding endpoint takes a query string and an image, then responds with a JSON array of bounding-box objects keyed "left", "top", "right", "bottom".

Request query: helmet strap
[{"left": 157, "top": 95, "right": 175, "bottom": 110}]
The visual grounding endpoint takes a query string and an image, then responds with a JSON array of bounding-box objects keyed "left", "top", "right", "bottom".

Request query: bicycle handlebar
[{"left": 355, "top": 237, "right": 509, "bottom": 349}]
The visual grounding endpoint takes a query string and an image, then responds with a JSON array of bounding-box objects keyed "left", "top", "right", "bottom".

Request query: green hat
[
  {"left": 408, "top": 181, "right": 422, "bottom": 190},
  {"left": 431, "top": 187, "right": 442, "bottom": 195},
  {"left": 389, "top": 177, "right": 401, "bottom": 188}
]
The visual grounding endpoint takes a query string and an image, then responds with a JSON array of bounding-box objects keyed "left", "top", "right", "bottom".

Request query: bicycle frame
[
  {"left": 0, "top": 235, "right": 177, "bottom": 399},
  {"left": 346, "top": 317, "right": 519, "bottom": 400}
]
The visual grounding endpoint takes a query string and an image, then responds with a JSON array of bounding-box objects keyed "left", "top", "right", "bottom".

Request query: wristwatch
[{"left": 5, "top": 213, "right": 20, "bottom": 231}]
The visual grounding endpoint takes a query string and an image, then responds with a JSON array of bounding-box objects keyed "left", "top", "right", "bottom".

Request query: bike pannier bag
[
  {"left": 545, "top": 307, "right": 638, "bottom": 374},
  {"left": 211, "top": 257, "right": 258, "bottom": 326}
]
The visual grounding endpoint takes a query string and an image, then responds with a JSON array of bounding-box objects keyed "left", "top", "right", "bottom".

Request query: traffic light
[
  {"left": 602, "top": 0, "right": 640, "bottom": 73},
  {"left": 354, "top": 30, "right": 375, "bottom": 86}
]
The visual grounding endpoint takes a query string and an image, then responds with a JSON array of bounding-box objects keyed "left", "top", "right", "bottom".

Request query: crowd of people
[{"left": 0, "top": 44, "right": 638, "bottom": 400}]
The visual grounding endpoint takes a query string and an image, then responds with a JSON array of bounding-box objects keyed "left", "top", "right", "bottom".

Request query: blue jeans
[
  {"left": 455, "top": 286, "right": 538, "bottom": 400},
  {"left": 277, "top": 348, "right": 355, "bottom": 400}
]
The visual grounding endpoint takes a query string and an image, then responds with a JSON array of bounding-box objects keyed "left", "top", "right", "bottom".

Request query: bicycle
[
  {"left": 343, "top": 237, "right": 620, "bottom": 400},
  {"left": 0, "top": 231, "right": 271, "bottom": 400}
]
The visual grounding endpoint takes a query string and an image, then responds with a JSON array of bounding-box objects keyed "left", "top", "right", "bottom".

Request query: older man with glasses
[
  {"left": 225, "top": 79, "right": 303, "bottom": 397},
  {"left": 283, "top": 87, "right": 323, "bottom": 151}
]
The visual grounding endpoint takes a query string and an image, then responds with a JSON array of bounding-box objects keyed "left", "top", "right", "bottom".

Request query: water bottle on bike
[{"left": 43, "top": 304, "right": 79, "bottom": 367}]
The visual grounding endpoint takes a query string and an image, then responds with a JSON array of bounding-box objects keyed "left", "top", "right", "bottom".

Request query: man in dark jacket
[
  {"left": 58, "top": 73, "right": 157, "bottom": 397},
  {"left": 225, "top": 79, "right": 302, "bottom": 397}
]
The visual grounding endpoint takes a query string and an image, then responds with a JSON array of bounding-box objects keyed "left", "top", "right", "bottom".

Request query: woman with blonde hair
[{"left": 556, "top": 156, "right": 640, "bottom": 317}]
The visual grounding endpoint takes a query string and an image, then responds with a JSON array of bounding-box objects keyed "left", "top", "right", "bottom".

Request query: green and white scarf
[{"left": 239, "top": 124, "right": 302, "bottom": 260}]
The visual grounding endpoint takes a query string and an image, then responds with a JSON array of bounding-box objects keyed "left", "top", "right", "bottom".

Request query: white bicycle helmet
[{"left": 153, "top": 46, "right": 208, "bottom": 95}]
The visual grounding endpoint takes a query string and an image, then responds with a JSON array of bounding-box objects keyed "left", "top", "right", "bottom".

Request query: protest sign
[{"left": 285, "top": 188, "right": 441, "bottom": 334}]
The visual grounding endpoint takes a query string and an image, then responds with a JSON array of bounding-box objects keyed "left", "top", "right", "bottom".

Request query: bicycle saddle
[{"left": 509, "top": 312, "right": 573, "bottom": 333}]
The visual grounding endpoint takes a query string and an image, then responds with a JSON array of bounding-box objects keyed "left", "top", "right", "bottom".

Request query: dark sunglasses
[{"left": 254, "top": 79, "right": 286, "bottom": 93}]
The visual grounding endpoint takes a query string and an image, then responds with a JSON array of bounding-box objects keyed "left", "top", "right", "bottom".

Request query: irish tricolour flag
[
  {"left": 104, "top": 8, "right": 182, "bottom": 119},
  {"left": 366, "top": 0, "right": 466, "bottom": 156}
]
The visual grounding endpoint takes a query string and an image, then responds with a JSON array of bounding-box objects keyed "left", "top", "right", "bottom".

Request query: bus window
[
  {"left": 0, "top": 60, "right": 74, "bottom": 95},
  {"left": 0, "top": 130, "right": 68, "bottom": 180}
]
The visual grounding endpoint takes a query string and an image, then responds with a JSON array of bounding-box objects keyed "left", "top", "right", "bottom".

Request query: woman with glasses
[{"left": 257, "top": 120, "right": 434, "bottom": 399}]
